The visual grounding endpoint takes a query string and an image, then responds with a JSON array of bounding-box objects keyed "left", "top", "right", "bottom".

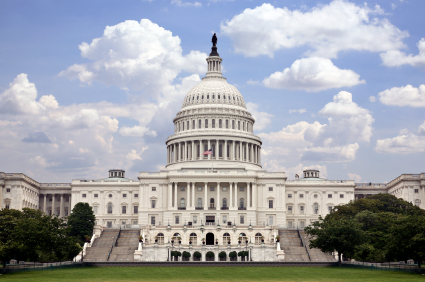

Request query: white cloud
[
  {"left": 259, "top": 91, "right": 373, "bottom": 163},
  {"left": 59, "top": 19, "right": 207, "bottom": 95},
  {"left": 171, "top": 0, "right": 202, "bottom": 7},
  {"left": 263, "top": 57, "right": 365, "bottom": 91},
  {"left": 369, "top": 96, "right": 376, "bottom": 102},
  {"left": 247, "top": 79, "right": 260, "bottom": 85},
  {"left": 381, "top": 38, "right": 425, "bottom": 68},
  {"left": 39, "top": 94, "right": 59, "bottom": 109},
  {"left": 0, "top": 120, "right": 22, "bottom": 126},
  {"left": 375, "top": 121, "right": 425, "bottom": 154},
  {"left": 221, "top": 1, "right": 407, "bottom": 58},
  {"left": 348, "top": 173, "right": 362, "bottom": 182},
  {"left": 119, "top": 125, "right": 157, "bottom": 137},
  {"left": 378, "top": 84, "right": 425, "bottom": 107},
  {"left": 289, "top": 109, "right": 307, "bottom": 114},
  {"left": 246, "top": 102, "right": 273, "bottom": 131}
]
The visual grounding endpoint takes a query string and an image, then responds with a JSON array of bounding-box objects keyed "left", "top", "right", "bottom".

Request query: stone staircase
[
  {"left": 299, "top": 230, "right": 335, "bottom": 262},
  {"left": 83, "top": 229, "right": 139, "bottom": 262},
  {"left": 279, "top": 230, "right": 310, "bottom": 262},
  {"left": 109, "top": 230, "right": 139, "bottom": 262}
]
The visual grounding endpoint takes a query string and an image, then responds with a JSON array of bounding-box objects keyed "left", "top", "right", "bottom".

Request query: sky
[{"left": 0, "top": 0, "right": 424, "bottom": 183}]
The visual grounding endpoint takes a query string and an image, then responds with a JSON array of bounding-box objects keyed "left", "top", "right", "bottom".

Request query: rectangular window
[
  {"left": 5, "top": 204, "right": 10, "bottom": 209},
  {"left": 239, "top": 187, "right": 244, "bottom": 191},
  {"left": 299, "top": 194, "right": 303, "bottom": 198},
  {"left": 232, "top": 120, "right": 235, "bottom": 129},
  {"left": 93, "top": 206, "right": 98, "bottom": 214},
  {"left": 238, "top": 121, "right": 240, "bottom": 130},
  {"left": 151, "top": 200, "right": 156, "bottom": 208},
  {"left": 6, "top": 188, "right": 10, "bottom": 193},
  {"left": 152, "top": 187, "right": 156, "bottom": 191},
  {"left": 122, "top": 206, "right": 127, "bottom": 214},
  {"left": 123, "top": 194, "right": 127, "bottom": 198},
  {"left": 151, "top": 216, "right": 156, "bottom": 225},
  {"left": 328, "top": 206, "right": 333, "bottom": 213},
  {"left": 340, "top": 194, "right": 344, "bottom": 198},
  {"left": 287, "top": 220, "right": 293, "bottom": 228},
  {"left": 269, "top": 187, "right": 273, "bottom": 191},
  {"left": 193, "top": 120, "right": 195, "bottom": 129},
  {"left": 269, "top": 200, "right": 273, "bottom": 208},
  {"left": 287, "top": 206, "right": 293, "bottom": 214},
  {"left": 65, "top": 208, "right": 68, "bottom": 216},
  {"left": 82, "top": 194, "right": 86, "bottom": 198},
  {"left": 240, "top": 215, "right": 244, "bottom": 224},
  {"left": 269, "top": 216, "right": 273, "bottom": 226},
  {"left": 328, "top": 194, "right": 332, "bottom": 198},
  {"left": 197, "top": 187, "right": 202, "bottom": 191},
  {"left": 66, "top": 197, "right": 69, "bottom": 202},
  {"left": 415, "top": 189, "right": 419, "bottom": 193},
  {"left": 223, "top": 215, "right": 227, "bottom": 224},
  {"left": 134, "top": 205, "right": 138, "bottom": 214},
  {"left": 300, "top": 206, "right": 304, "bottom": 214},
  {"left": 199, "top": 119, "right": 201, "bottom": 128},
  {"left": 288, "top": 194, "right": 292, "bottom": 198},
  {"left": 175, "top": 216, "right": 180, "bottom": 224},
  {"left": 181, "top": 187, "right": 185, "bottom": 191},
  {"left": 300, "top": 220, "right": 305, "bottom": 228},
  {"left": 226, "top": 120, "right": 229, "bottom": 128},
  {"left": 134, "top": 194, "right": 138, "bottom": 198},
  {"left": 212, "top": 119, "right": 215, "bottom": 128},
  {"left": 210, "top": 187, "right": 215, "bottom": 191},
  {"left": 193, "top": 215, "right": 197, "bottom": 224},
  {"left": 205, "top": 119, "right": 208, "bottom": 128},
  {"left": 222, "top": 187, "right": 227, "bottom": 191},
  {"left": 133, "top": 220, "right": 138, "bottom": 225},
  {"left": 107, "top": 221, "right": 112, "bottom": 228},
  {"left": 122, "top": 221, "right": 126, "bottom": 225},
  {"left": 94, "top": 194, "right": 98, "bottom": 198}
]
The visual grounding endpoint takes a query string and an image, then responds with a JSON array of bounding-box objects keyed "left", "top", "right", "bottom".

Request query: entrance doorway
[{"left": 206, "top": 232, "right": 215, "bottom": 245}]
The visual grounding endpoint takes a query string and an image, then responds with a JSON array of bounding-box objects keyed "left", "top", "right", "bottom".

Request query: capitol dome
[{"left": 165, "top": 36, "right": 262, "bottom": 170}]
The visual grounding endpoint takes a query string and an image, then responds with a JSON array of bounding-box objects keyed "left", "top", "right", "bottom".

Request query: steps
[
  {"left": 299, "top": 230, "right": 335, "bottom": 262},
  {"left": 84, "top": 229, "right": 120, "bottom": 262},
  {"left": 279, "top": 230, "right": 309, "bottom": 262},
  {"left": 109, "top": 230, "right": 139, "bottom": 262}
]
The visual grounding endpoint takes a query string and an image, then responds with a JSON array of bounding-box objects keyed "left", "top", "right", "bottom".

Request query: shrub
[
  {"left": 229, "top": 251, "right": 237, "bottom": 258},
  {"left": 219, "top": 251, "right": 226, "bottom": 258},
  {"left": 193, "top": 251, "right": 202, "bottom": 258},
  {"left": 206, "top": 251, "right": 215, "bottom": 258},
  {"left": 183, "top": 251, "right": 191, "bottom": 258}
]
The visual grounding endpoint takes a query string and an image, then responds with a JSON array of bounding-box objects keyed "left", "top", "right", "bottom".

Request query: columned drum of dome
[{"left": 166, "top": 36, "right": 262, "bottom": 170}]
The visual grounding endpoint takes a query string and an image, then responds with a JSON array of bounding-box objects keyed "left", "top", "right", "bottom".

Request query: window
[
  {"left": 243, "top": 122, "right": 245, "bottom": 131},
  {"left": 269, "top": 187, "right": 273, "bottom": 191},
  {"left": 223, "top": 233, "right": 230, "bottom": 243},
  {"left": 255, "top": 233, "right": 262, "bottom": 245},
  {"left": 189, "top": 233, "right": 197, "bottom": 244},
  {"left": 109, "top": 194, "right": 112, "bottom": 198},
  {"left": 226, "top": 120, "right": 229, "bottom": 128},
  {"left": 182, "top": 122, "right": 184, "bottom": 131},
  {"left": 107, "top": 221, "right": 112, "bottom": 228},
  {"left": 210, "top": 198, "right": 214, "bottom": 208},
  {"left": 181, "top": 187, "right": 185, "bottom": 191},
  {"left": 314, "top": 194, "right": 318, "bottom": 198},
  {"left": 122, "top": 206, "right": 127, "bottom": 214},
  {"left": 134, "top": 205, "right": 138, "bottom": 214},
  {"left": 123, "top": 194, "right": 127, "bottom": 198},
  {"left": 240, "top": 215, "right": 245, "bottom": 224},
  {"left": 175, "top": 216, "right": 180, "bottom": 224},
  {"left": 219, "top": 119, "right": 222, "bottom": 128},
  {"left": 299, "top": 194, "right": 304, "bottom": 198},
  {"left": 232, "top": 120, "right": 235, "bottom": 129},
  {"left": 152, "top": 187, "right": 156, "bottom": 191},
  {"left": 210, "top": 187, "right": 215, "bottom": 191},
  {"left": 107, "top": 203, "right": 113, "bottom": 214},
  {"left": 219, "top": 144, "right": 222, "bottom": 157},
  {"left": 269, "top": 200, "right": 273, "bottom": 208},
  {"left": 415, "top": 189, "right": 419, "bottom": 193},
  {"left": 328, "top": 194, "right": 332, "bottom": 198},
  {"left": 65, "top": 208, "right": 68, "bottom": 216},
  {"left": 151, "top": 216, "right": 156, "bottom": 226},
  {"left": 222, "top": 198, "right": 227, "bottom": 208},
  {"left": 198, "top": 198, "right": 202, "bottom": 208},
  {"left": 223, "top": 215, "right": 227, "bottom": 224},
  {"left": 212, "top": 119, "right": 215, "bottom": 128},
  {"left": 313, "top": 203, "right": 319, "bottom": 214},
  {"left": 187, "top": 121, "right": 189, "bottom": 130},
  {"left": 93, "top": 206, "right": 98, "bottom": 214},
  {"left": 82, "top": 194, "right": 86, "bottom": 198},
  {"left": 6, "top": 189, "right": 10, "bottom": 193},
  {"left": 239, "top": 198, "right": 244, "bottom": 208},
  {"left": 197, "top": 187, "right": 202, "bottom": 191},
  {"left": 192, "top": 120, "right": 195, "bottom": 129},
  {"left": 180, "top": 198, "right": 185, "bottom": 208},
  {"left": 133, "top": 220, "right": 138, "bottom": 225},
  {"left": 94, "top": 194, "right": 98, "bottom": 198},
  {"left": 198, "top": 119, "right": 201, "bottom": 128},
  {"left": 222, "top": 187, "right": 227, "bottom": 191},
  {"left": 288, "top": 194, "right": 292, "bottom": 198},
  {"left": 135, "top": 194, "right": 138, "bottom": 198},
  {"left": 239, "top": 187, "right": 244, "bottom": 191},
  {"left": 193, "top": 216, "right": 197, "bottom": 224},
  {"left": 269, "top": 216, "right": 274, "bottom": 226},
  {"left": 300, "top": 206, "right": 304, "bottom": 214},
  {"left": 205, "top": 119, "right": 208, "bottom": 128},
  {"left": 287, "top": 206, "right": 293, "bottom": 214},
  {"left": 300, "top": 220, "right": 305, "bottom": 228},
  {"left": 328, "top": 206, "right": 333, "bottom": 213},
  {"left": 238, "top": 121, "right": 240, "bottom": 130},
  {"left": 340, "top": 194, "right": 344, "bottom": 198},
  {"left": 151, "top": 200, "right": 156, "bottom": 208},
  {"left": 157, "top": 233, "right": 165, "bottom": 245},
  {"left": 287, "top": 220, "right": 293, "bottom": 228}
]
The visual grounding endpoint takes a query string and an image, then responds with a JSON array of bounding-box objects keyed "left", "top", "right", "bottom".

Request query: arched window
[
  {"left": 182, "top": 122, "right": 184, "bottom": 131},
  {"left": 239, "top": 233, "right": 247, "bottom": 241},
  {"left": 232, "top": 120, "right": 235, "bottom": 129},
  {"left": 198, "top": 198, "right": 202, "bottom": 208},
  {"left": 239, "top": 198, "right": 244, "bottom": 208},
  {"left": 192, "top": 120, "right": 195, "bottom": 129},
  {"left": 219, "top": 144, "right": 222, "bottom": 157},
  {"left": 218, "top": 95, "right": 220, "bottom": 99},
  {"left": 180, "top": 198, "right": 185, "bottom": 208},
  {"left": 190, "top": 233, "right": 197, "bottom": 245},
  {"left": 178, "top": 123, "right": 181, "bottom": 132},
  {"left": 210, "top": 198, "right": 215, "bottom": 208},
  {"left": 212, "top": 119, "right": 215, "bottom": 128},
  {"left": 198, "top": 119, "right": 201, "bottom": 128},
  {"left": 157, "top": 233, "right": 165, "bottom": 245},
  {"left": 107, "top": 203, "right": 113, "bottom": 214},
  {"left": 187, "top": 121, "right": 189, "bottom": 130},
  {"left": 222, "top": 198, "right": 227, "bottom": 208},
  {"left": 313, "top": 203, "right": 319, "bottom": 214},
  {"left": 219, "top": 119, "right": 222, "bottom": 128},
  {"left": 255, "top": 233, "right": 262, "bottom": 245},
  {"left": 207, "top": 95, "right": 209, "bottom": 99},
  {"left": 205, "top": 119, "right": 208, "bottom": 128},
  {"left": 223, "top": 232, "right": 230, "bottom": 243},
  {"left": 226, "top": 120, "right": 229, "bottom": 129}
]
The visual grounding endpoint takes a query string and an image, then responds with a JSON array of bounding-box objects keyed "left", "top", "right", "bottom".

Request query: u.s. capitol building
[{"left": 1, "top": 38, "right": 424, "bottom": 262}]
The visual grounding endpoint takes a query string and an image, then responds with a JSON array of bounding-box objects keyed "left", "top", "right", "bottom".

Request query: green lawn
[{"left": 1, "top": 266, "right": 423, "bottom": 282}]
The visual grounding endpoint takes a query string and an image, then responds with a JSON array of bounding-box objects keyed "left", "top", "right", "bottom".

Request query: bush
[
  {"left": 219, "top": 251, "right": 226, "bottom": 258},
  {"left": 243, "top": 251, "right": 249, "bottom": 257},
  {"left": 206, "top": 251, "right": 215, "bottom": 258},
  {"left": 237, "top": 251, "right": 243, "bottom": 257},
  {"left": 229, "top": 251, "right": 237, "bottom": 258},
  {"left": 183, "top": 251, "right": 191, "bottom": 258},
  {"left": 193, "top": 251, "right": 201, "bottom": 258}
]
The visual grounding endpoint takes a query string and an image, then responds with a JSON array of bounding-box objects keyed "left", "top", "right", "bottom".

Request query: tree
[
  {"left": 193, "top": 251, "right": 201, "bottom": 259},
  {"left": 219, "top": 251, "right": 226, "bottom": 258},
  {"left": 305, "top": 216, "right": 365, "bottom": 265},
  {"left": 67, "top": 203, "right": 95, "bottom": 246}
]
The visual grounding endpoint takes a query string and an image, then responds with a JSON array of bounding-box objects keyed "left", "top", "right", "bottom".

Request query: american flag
[{"left": 203, "top": 148, "right": 212, "bottom": 155}]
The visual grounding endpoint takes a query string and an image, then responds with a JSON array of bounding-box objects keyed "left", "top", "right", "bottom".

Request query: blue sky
[{"left": 0, "top": 0, "right": 424, "bottom": 183}]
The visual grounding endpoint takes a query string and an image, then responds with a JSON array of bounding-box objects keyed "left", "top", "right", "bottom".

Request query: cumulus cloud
[
  {"left": 119, "top": 126, "right": 157, "bottom": 137},
  {"left": 39, "top": 94, "right": 59, "bottom": 109},
  {"left": 263, "top": 57, "right": 365, "bottom": 91},
  {"left": 375, "top": 121, "right": 425, "bottom": 154},
  {"left": 289, "top": 109, "right": 307, "bottom": 114},
  {"left": 221, "top": 1, "right": 407, "bottom": 58},
  {"left": 59, "top": 19, "right": 207, "bottom": 95},
  {"left": 378, "top": 84, "right": 425, "bottom": 107},
  {"left": 259, "top": 91, "right": 373, "bottom": 164},
  {"left": 0, "top": 120, "right": 22, "bottom": 126},
  {"left": 381, "top": 38, "right": 425, "bottom": 68},
  {"left": 246, "top": 102, "right": 273, "bottom": 131},
  {"left": 348, "top": 173, "right": 362, "bottom": 182},
  {"left": 22, "top": 132, "right": 52, "bottom": 143}
]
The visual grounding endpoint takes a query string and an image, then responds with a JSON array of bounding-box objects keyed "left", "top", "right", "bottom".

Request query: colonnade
[
  {"left": 167, "top": 182, "right": 257, "bottom": 210},
  {"left": 40, "top": 193, "right": 71, "bottom": 217},
  {"left": 166, "top": 140, "right": 261, "bottom": 165}
]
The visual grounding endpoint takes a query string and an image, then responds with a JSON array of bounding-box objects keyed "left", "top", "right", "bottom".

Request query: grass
[{"left": 1, "top": 266, "right": 423, "bottom": 282}]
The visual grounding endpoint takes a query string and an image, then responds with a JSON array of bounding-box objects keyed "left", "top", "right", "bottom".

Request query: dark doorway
[
  {"left": 206, "top": 232, "right": 214, "bottom": 245},
  {"left": 206, "top": 216, "right": 215, "bottom": 225}
]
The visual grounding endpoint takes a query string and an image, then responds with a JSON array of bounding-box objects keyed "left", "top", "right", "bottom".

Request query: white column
[
  {"left": 43, "top": 194, "right": 47, "bottom": 214},
  {"left": 253, "top": 183, "right": 257, "bottom": 209},
  {"left": 52, "top": 194, "right": 55, "bottom": 216},
  {"left": 208, "top": 140, "right": 211, "bottom": 160},
  {"left": 217, "top": 182, "right": 220, "bottom": 210},
  {"left": 60, "top": 194, "right": 64, "bottom": 217},
  {"left": 192, "top": 141, "right": 195, "bottom": 161},
  {"left": 235, "top": 183, "right": 238, "bottom": 209},
  {"left": 247, "top": 182, "right": 251, "bottom": 208},
  {"left": 174, "top": 183, "right": 178, "bottom": 209},
  {"left": 230, "top": 183, "right": 233, "bottom": 208},
  {"left": 232, "top": 141, "right": 235, "bottom": 160},
  {"left": 251, "top": 144, "right": 254, "bottom": 163},
  {"left": 201, "top": 140, "right": 204, "bottom": 160},
  {"left": 168, "top": 183, "right": 172, "bottom": 209},
  {"left": 173, "top": 144, "right": 176, "bottom": 163},
  {"left": 192, "top": 182, "right": 195, "bottom": 208},
  {"left": 224, "top": 140, "right": 227, "bottom": 160},
  {"left": 186, "top": 182, "right": 190, "bottom": 208},
  {"left": 204, "top": 182, "right": 208, "bottom": 209}
]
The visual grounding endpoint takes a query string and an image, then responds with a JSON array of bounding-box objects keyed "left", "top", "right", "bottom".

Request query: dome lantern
[{"left": 206, "top": 33, "right": 223, "bottom": 78}]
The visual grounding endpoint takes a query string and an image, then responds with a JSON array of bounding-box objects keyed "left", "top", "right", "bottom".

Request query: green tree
[
  {"left": 67, "top": 203, "right": 95, "bottom": 246},
  {"left": 305, "top": 216, "right": 365, "bottom": 265}
]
